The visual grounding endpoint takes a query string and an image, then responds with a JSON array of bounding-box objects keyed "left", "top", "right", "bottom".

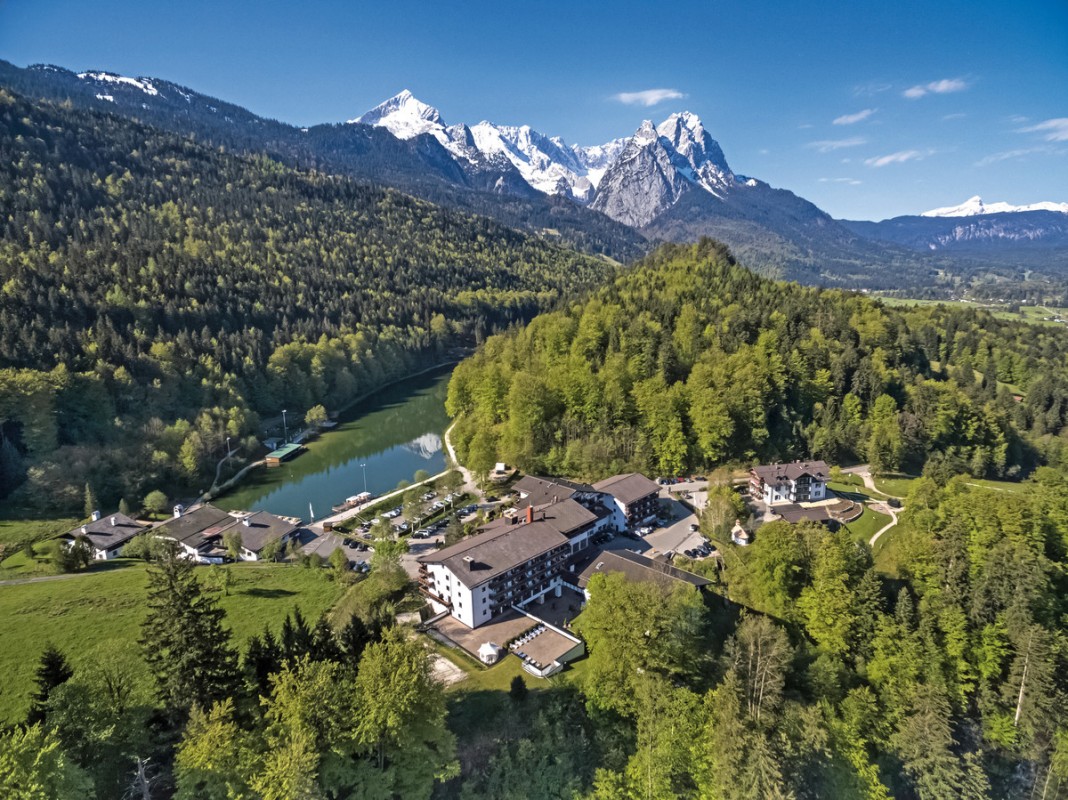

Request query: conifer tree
[
  {"left": 139, "top": 553, "right": 239, "bottom": 724},
  {"left": 83, "top": 482, "right": 98, "bottom": 519},
  {"left": 26, "top": 644, "right": 74, "bottom": 725}
]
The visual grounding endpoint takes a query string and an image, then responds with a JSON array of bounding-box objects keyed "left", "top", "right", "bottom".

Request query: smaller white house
[
  {"left": 749, "top": 461, "right": 829, "bottom": 505},
  {"left": 731, "top": 520, "right": 751, "bottom": 546},
  {"left": 61, "top": 511, "right": 146, "bottom": 560}
]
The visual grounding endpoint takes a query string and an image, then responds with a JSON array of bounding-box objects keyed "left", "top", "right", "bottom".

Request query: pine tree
[
  {"left": 309, "top": 617, "right": 341, "bottom": 663},
  {"left": 26, "top": 644, "right": 74, "bottom": 725},
  {"left": 140, "top": 553, "right": 239, "bottom": 724},
  {"left": 118, "top": 497, "right": 131, "bottom": 517},
  {"left": 280, "top": 609, "right": 312, "bottom": 664},
  {"left": 83, "top": 482, "right": 98, "bottom": 519},
  {"left": 243, "top": 626, "right": 281, "bottom": 698},
  {"left": 338, "top": 615, "right": 372, "bottom": 670}
]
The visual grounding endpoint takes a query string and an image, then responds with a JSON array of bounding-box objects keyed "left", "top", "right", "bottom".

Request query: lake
[{"left": 216, "top": 366, "right": 453, "bottom": 520}]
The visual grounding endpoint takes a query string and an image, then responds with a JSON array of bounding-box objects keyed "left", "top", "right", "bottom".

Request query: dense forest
[
  {"left": 446, "top": 239, "right": 1068, "bottom": 481},
  {"left": 0, "top": 88, "right": 614, "bottom": 511}
]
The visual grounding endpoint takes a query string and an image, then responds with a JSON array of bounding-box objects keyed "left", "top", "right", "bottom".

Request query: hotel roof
[
  {"left": 592, "top": 473, "right": 661, "bottom": 506},
  {"left": 575, "top": 549, "right": 711, "bottom": 591},
  {"left": 417, "top": 522, "right": 569, "bottom": 589}
]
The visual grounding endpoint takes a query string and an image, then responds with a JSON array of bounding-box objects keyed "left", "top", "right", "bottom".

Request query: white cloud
[
  {"left": 853, "top": 81, "right": 893, "bottom": 97},
  {"left": 818, "top": 177, "right": 862, "bottom": 185},
  {"left": 903, "top": 78, "right": 968, "bottom": 99},
  {"left": 613, "top": 88, "right": 685, "bottom": 107},
  {"left": 976, "top": 145, "right": 1062, "bottom": 166},
  {"left": 807, "top": 136, "right": 866, "bottom": 153},
  {"left": 942, "top": 112, "right": 966, "bottom": 121},
  {"left": 1019, "top": 118, "right": 1068, "bottom": 142},
  {"left": 833, "top": 108, "right": 876, "bottom": 125},
  {"left": 865, "top": 149, "right": 929, "bottom": 167}
]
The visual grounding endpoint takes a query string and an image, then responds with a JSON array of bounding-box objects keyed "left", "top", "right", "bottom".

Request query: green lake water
[{"left": 216, "top": 366, "right": 453, "bottom": 521}]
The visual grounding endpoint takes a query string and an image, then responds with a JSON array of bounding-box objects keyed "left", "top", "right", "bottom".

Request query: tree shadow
[{"left": 242, "top": 587, "right": 297, "bottom": 598}]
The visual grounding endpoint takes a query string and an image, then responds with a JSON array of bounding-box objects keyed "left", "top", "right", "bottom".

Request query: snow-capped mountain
[
  {"left": 351, "top": 91, "right": 754, "bottom": 221},
  {"left": 589, "top": 113, "right": 744, "bottom": 227},
  {"left": 922, "top": 196, "right": 1068, "bottom": 217},
  {"left": 350, "top": 89, "right": 446, "bottom": 142},
  {"left": 350, "top": 90, "right": 905, "bottom": 284},
  {"left": 353, "top": 90, "right": 634, "bottom": 204}
]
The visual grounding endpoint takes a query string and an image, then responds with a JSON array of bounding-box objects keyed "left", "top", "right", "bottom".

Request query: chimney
[
  {"left": 110, "top": 516, "right": 117, "bottom": 526},
  {"left": 462, "top": 556, "right": 475, "bottom": 570},
  {"left": 173, "top": 504, "right": 184, "bottom": 518},
  {"left": 80, "top": 525, "right": 88, "bottom": 535},
  {"left": 242, "top": 516, "right": 251, "bottom": 527},
  {"left": 91, "top": 510, "right": 101, "bottom": 522},
  {"left": 526, "top": 506, "right": 534, "bottom": 525}
]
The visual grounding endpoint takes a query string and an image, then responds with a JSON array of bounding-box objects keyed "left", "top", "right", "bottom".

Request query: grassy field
[
  {"left": 964, "top": 478, "right": 1030, "bottom": 495},
  {"left": 871, "top": 474, "right": 919, "bottom": 498},
  {"left": 872, "top": 525, "right": 907, "bottom": 578},
  {"left": 876, "top": 296, "right": 1068, "bottom": 329},
  {"left": 0, "top": 515, "right": 80, "bottom": 547},
  {"left": 843, "top": 506, "right": 892, "bottom": 544},
  {"left": 0, "top": 562, "right": 343, "bottom": 723}
]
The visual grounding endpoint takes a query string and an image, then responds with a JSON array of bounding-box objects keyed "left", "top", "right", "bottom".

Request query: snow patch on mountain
[
  {"left": 922, "top": 195, "right": 1068, "bottom": 217},
  {"left": 77, "top": 71, "right": 160, "bottom": 96}
]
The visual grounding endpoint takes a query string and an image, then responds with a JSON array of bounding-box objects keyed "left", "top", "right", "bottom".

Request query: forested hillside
[
  {"left": 0, "top": 60, "right": 651, "bottom": 263},
  {"left": 0, "top": 88, "right": 613, "bottom": 511},
  {"left": 471, "top": 474, "right": 1067, "bottom": 799},
  {"left": 447, "top": 239, "right": 1068, "bottom": 480}
]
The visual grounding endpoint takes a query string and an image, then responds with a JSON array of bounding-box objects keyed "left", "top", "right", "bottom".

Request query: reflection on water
[
  {"left": 216, "top": 367, "right": 453, "bottom": 520},
  {"left": 402, "top": 433, "right": 444, "bottom": 460}
]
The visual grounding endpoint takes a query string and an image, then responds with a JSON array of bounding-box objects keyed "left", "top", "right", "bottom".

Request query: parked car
[
  {"left": 684, "top": 549, "right": 696, "bottom": 559},
  {"left": 638, "top": 526, "right": 653, "bottom": 536},
  {"left": 689, "top": 522, "right": 700, "bottom": 532},
  {"left": 361, "top": 532, "right": 373, "bottom": 540}
]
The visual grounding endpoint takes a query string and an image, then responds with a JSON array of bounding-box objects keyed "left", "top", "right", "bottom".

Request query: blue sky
[{"left": 2, "top": 0, "right": 1065, "bottom": 220}]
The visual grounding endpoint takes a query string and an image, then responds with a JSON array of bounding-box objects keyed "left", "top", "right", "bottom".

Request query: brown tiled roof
[
  {"left": 592, "top": 473, "right": 660, "bottom": 506},
  {"left": 574, "top": 548, "right": 711, "bottom": 591},
  {"left": 63, "top": 513, "right": 146, "bottom": 551},
  {"left": 416, "top": 522, "right": 569, "bottom": 589}
]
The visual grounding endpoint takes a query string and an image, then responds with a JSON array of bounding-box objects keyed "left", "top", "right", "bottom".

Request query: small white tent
[{"left": 478, "top": 642, "right": 503, "bottom": 665}]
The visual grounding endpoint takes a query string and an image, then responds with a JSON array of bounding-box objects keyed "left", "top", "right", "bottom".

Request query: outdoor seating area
[
  {"left": 511, "top": 624, "right": 585, "bottom": 678},
  {"left": 509, "top": 624, "right": 548, "bottom": 663}
]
